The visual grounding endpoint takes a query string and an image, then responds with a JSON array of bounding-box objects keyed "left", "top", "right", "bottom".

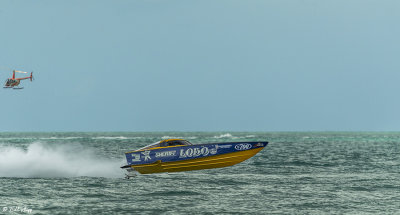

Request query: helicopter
[{"left": 3, "top": 70, "right": 34, "bottom": 89}]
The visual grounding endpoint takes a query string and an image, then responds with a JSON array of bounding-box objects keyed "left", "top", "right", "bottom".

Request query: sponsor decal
[
  {"left": 216, "top": 144, "right": 232, "bottom": 149},
  {"left": 141, "top": 150, "right": 151, "bottom": 161},
  {"left": 209, "top": 145, "right": 218, "bottom": 155},
  {"left": 234, "top": 143, "right": 252, "bottom": 151},
  {"left": 155, "top": 150, "right": 176, "bottom": 158},
  {"left": 130, "top": 153, "right": 141, "bottom": 162},
  {"left": 179, "top": 147, "right": 210, "bottom": 158},
  {"left": 255, "top": 142, "right": 264, "bottom": 147}
]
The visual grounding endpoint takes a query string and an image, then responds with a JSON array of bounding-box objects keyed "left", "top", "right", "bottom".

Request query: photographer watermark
[{"left": 2, "top": 206, "right": 32, "bottom": 214}]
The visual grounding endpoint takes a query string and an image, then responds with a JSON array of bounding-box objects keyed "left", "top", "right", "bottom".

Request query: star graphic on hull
[{"left": 141, "top": 151, "right": 151, "bottom": 161}]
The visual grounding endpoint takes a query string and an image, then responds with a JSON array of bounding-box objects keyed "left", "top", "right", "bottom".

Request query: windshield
[
  {"left": 136, "top": 139, "right": 192, "bottom": 151},
  {"left": 160, "top": 140, "right": 192, "bottom": 147},
  {"left": 137, "top": 142, "right": 161, "bottom": 151}
]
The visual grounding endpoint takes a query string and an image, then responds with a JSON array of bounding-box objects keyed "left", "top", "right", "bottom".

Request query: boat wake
[{"left": 0, "top": 142, "right": 124, "bottom": 178}]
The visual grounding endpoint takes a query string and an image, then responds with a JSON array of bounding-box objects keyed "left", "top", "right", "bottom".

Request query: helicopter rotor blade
[{"left": 15, "top": 70, "right": 28, "bottom": 74}]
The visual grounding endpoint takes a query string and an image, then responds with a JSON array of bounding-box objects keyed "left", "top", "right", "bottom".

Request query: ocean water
[{"left": 0, "top": 132, "right": 399, "bottom": 214}]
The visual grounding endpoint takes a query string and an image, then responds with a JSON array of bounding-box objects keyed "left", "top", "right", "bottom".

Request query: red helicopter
[{"left": 3, "top": 70, "right": 34, "bottom": 89}]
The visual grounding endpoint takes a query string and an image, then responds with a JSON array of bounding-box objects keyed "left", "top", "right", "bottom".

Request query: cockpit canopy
[
  {"left": 137, "top": 139, "right": 193, "bottom": 151},
  {"left": 4, "top": 79, "right": 17, "bottom": 86}
]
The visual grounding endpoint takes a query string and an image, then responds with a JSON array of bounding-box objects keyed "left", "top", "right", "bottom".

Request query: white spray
[{"left": 0, "top": 142, "right": 125, "bottom": 178}]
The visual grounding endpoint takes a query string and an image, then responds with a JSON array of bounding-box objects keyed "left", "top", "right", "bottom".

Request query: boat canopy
[{"left": 137, "top": 139, "right": 193, "bottom": 151}]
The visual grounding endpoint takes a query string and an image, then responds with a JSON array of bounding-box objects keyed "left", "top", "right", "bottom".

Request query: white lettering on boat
[
  {"left": 155, "top": 150, "right": 176, "bottom": 158},
  {"left": 131, "top": 153, "right": 141, "bottom": 162},
  {"left": 234, "top": 143, "right": 252, "bottom": 151},
  {"left": 255, "top": 142, "right": 264, "bottom": 147},
  {"left": 141, "top": 150, "right": 151, "bottom": 161},
  {"left": 179, "top": 147, "right": 210, "bottom": 158},
  {"left": 209, "top": 145, "right": 217, "bottom": 155},
  {"left": 216, "top": 144, "right": 232, "bottom": 149}
]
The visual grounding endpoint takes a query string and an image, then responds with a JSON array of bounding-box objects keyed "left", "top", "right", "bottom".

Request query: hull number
[{"left": 234, "top": 143, "right": 252, "bottom": 151}]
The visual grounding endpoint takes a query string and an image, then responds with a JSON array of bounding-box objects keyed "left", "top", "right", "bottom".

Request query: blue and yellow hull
[{"left": 122, "top": 142, "right": 268, "bottom": 174}]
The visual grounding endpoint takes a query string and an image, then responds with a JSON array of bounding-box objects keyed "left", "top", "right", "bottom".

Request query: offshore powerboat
[{"left": 121, "top": 139, "right": 268, "bottom": 175}]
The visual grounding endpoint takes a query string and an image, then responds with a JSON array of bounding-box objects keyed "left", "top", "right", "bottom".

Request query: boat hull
[
  {"left": 123, "top": 141, "right": 268, "bottom": 174},
  {"left": 132, "top": 147, "right": 265, "bottom": 174}
]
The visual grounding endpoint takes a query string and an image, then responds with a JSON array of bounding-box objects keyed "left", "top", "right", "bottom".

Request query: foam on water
[
  {"left": 91, "top": 136, "right": 129, "bottom": 140},
  {"left": 0, "top": 142, "right": 124, "bottom": 178},
  {"left": 40, "top": 137, "right": 84, "bottom": 140},
  {"left": 161, "top": 136, "right": 198, "bottom": 140},
  {"left": 213, "top": 133, "right": 234, "bottom": 138}
]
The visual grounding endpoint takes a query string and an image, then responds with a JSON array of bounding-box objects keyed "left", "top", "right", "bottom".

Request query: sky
[{"left": 1, "top": 0, "right": 400, "bottom": 132}]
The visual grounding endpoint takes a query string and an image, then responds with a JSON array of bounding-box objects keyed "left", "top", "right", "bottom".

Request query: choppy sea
[{"left": 0, "top": 132, "right": 399, "bottom": 214}]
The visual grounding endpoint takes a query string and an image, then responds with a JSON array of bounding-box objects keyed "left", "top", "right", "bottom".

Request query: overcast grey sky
[{"left": 1, "top": 0, "right": 400, "bottom": 132}]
